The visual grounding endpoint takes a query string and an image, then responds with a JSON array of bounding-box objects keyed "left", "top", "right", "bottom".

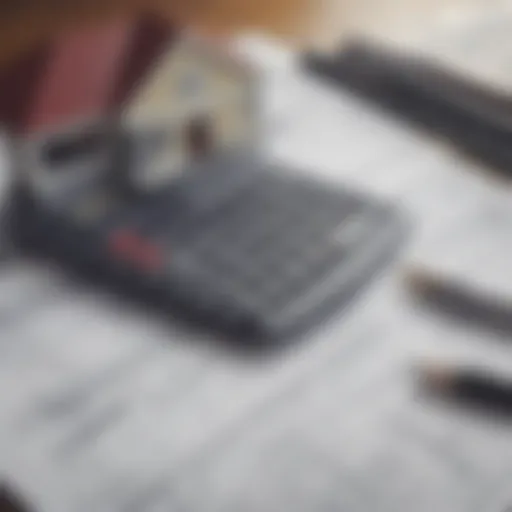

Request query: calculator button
[
  {"left": 108, "top": 230, "right": 164, "bottom": 272},
  {"left": 332, "top": 213, "right": 363, "bottom": 237},
  {"left": 137, "top": 243, "right": 165, "bottom": 273},
  {"left": 108, "top": 230, "right": 140, "bottom": 258}
]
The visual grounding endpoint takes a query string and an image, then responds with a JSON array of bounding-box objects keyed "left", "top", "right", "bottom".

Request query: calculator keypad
[{"left": 174, "top": 173, "right": 373, "bottom": 317}]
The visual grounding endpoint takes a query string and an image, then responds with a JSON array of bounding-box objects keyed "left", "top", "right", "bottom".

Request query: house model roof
[
  {"left": 0, "top": 13, "right": 176, "bottom": 136},
  {"left": 123, "top": 31, "right": 257, "bottom": 124}
]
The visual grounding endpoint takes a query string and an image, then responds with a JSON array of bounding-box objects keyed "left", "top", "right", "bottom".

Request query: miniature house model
[
  {"left": 0, "top": 16, "right": 260, "bottom": 197},
  {"left": 123, "top": 34, "right": 259, "bottom": 188}
]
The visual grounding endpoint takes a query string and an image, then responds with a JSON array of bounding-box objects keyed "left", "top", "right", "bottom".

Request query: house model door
[{"left": 186, "top": 115, "right": 215, "bottom": 159}]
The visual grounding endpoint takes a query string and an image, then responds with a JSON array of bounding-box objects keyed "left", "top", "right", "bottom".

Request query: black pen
[
  {"left": 417, "top": 362, "right": 512, "bottom": 417},
  {"left": 406, "top": 267, "right": 512, "bottom": 334}
]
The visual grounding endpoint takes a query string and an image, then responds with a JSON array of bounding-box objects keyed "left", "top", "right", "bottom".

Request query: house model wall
[{"left": 123, "top": 35, "right": 260, "bottom": 182}]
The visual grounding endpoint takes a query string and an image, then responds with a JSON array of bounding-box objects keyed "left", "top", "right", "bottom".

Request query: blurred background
[{"left": 2, "top": 1, "right": 512, "bottom": 512}]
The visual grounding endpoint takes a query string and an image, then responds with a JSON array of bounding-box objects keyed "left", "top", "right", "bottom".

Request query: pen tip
[
  {"left": 414, "top": 361, "right": 454, "bottom": 392},
  {"left": 405, "top": 266, "right": 435, "bottom": 292}
]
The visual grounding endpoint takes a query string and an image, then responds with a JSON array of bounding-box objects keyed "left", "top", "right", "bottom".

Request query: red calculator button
[
  {"left": 108, "top": 230, "right": 140, "bottom": 260},
  {"left": 108, "top": 230, "right": 164, "bottom": 272},
  {"left": 137, "top": 244, "right": 164, "bottom": 273}
]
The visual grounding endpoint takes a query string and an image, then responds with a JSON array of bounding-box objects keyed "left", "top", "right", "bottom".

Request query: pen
[
  {"left": 417, "top": 362, "right": 512, "bottom": 417},
  {"left": 406, "top": 267, "right": 512, "bottom": 334}
]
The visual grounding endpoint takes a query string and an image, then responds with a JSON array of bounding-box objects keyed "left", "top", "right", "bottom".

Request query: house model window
[{"left": 124, "top": 34, "right": 258, "bottom": 191}]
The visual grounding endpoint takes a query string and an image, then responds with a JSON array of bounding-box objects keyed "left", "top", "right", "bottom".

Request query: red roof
[{"left": 0, "top": 14, "right": 175, "bottom": 136}]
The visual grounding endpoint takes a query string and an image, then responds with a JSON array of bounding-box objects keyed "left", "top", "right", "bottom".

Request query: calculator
[{"left": 8, "top": 119, "right": 407, "bottom": 345}]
